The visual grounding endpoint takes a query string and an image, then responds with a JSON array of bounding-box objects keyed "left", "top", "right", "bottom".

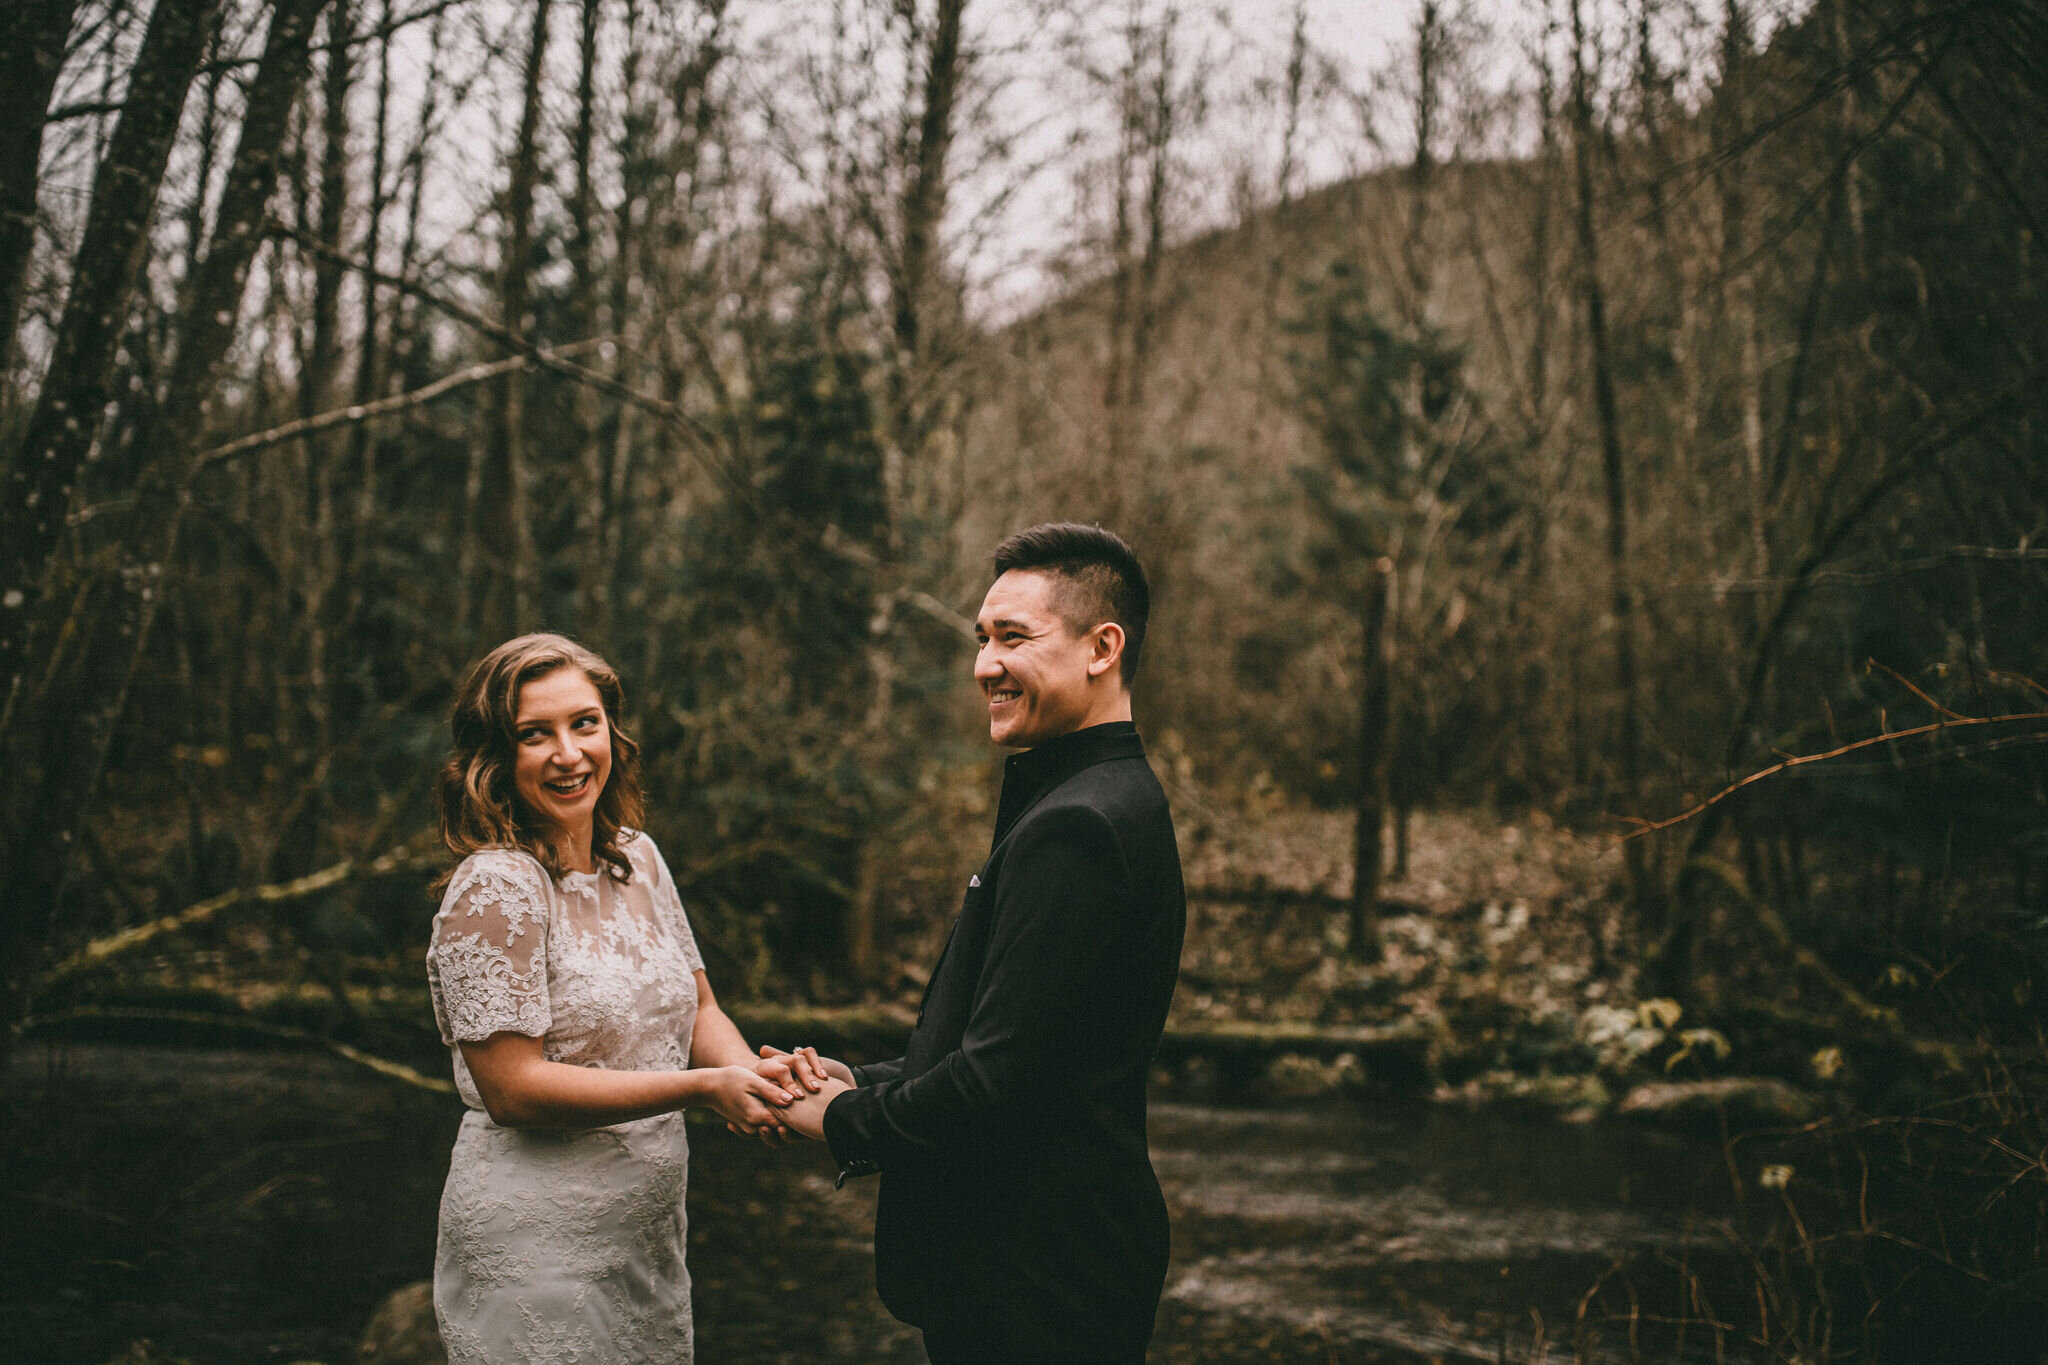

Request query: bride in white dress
[{"left": 425, "top": 634, "right": 820, "bottom": 1364}]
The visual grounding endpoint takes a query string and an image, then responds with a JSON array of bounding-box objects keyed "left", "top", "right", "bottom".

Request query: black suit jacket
[{"left": 823, "top": 721, "right": 1186, "bottom": 1353}]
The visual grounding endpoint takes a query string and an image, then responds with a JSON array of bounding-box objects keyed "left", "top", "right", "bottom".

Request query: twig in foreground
[{"left": 1621, "top": 710, "right": 2048, "bottom": 840}]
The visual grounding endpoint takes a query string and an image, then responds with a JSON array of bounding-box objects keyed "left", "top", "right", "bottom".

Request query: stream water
[{"left": 1, "top": 1044, "right": 1757, "bottom": 1364}]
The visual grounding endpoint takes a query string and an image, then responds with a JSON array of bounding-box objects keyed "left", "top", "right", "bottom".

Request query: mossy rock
[{"left": 357, "top": 1280, "right": 444, "bottom": 1365}]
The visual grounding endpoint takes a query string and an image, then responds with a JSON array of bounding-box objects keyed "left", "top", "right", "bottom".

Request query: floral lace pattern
[{"left": 425, "top": 833, "right": 705, "bottom": 1363}]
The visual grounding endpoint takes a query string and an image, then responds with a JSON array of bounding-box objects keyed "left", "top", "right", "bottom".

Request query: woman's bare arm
[
  {"left": 689, "top": 970, "right": 763, "bottom": 1069},
  {"left": 459, "top": 1030, "right": 794, "bottom": 1131}
]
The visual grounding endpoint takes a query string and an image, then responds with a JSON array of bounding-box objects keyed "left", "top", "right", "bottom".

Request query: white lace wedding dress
[{"left": 425, "top": 831, "right": 705, "bottom": 1364}]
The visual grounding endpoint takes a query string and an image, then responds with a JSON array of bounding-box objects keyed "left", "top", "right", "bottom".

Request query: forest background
[{"left": 2, "top": 0, "right": 2047, "bottom": 1359}]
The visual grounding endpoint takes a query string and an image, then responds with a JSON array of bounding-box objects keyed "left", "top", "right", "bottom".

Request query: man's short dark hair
[{"left": 992, "top": 522, "right": 1150, "bottom": 685}]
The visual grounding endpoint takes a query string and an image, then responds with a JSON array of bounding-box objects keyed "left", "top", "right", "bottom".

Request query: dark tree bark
[
  {"left": 569, "top": 0, "right": 608, "bottom": 633},
  {"left": 0, "top": 0, "right": 78, "bottom": 375},
  {"left": 0, "top": 0, "right": 217, "bottom": 720},
  {"left": 346, "top": 0, "right": 395, "bottom": 602},
  {"left": 483, "top": 0, "right": 552, "bottom": 634},
  {"left": 162, "top": 0, "right": 330, "bottom": 445},
  {"left": 179, "top": 22, "right": 227, "bottom": 291},
  {"left": 388, "top": 8, "right": 448, "bottom": 392},
  {"left": 275, "top": 0, "right": 355, "bottom": 878},
  {"left": 886, "top": 0, "right": 966, "bottom": 452}
]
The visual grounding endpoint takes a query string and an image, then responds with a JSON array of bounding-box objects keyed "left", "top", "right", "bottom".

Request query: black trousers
[{"left": 921, "top": 1326, "right": 1146, "bottom": 1365}]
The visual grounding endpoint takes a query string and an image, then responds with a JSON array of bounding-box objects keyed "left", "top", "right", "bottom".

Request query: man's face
[{"left": 973, "top": 569, "right": 1101, "bottom": 748}]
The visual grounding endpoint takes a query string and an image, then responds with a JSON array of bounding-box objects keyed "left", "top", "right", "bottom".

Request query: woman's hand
[
  {"left": 733, "top": 1047, "right": 854, "bottom": 1145},
  {"left": 701, "top": 1064, "right": 796, "bottom": 1133}
]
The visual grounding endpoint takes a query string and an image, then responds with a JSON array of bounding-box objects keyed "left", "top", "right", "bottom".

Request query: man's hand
[
  {"left": 781, "top": 1076, "right": 853, "bottom": 1141},
  {"left": 757, "top": 1044, "right": 855, "bottom": 1091}
]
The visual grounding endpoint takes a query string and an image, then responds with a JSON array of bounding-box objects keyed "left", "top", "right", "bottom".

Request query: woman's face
[{"left": 511, "top": 667, "right": 613, "bottom": 844}]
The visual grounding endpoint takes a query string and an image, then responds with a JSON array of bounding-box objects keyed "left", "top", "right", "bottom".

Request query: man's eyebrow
[{"left": 978, "top": 616, "right": 1033, "bottom": 632}]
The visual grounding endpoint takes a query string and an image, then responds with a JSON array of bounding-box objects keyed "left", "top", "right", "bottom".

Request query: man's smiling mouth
[{"left": 988, "top": 688, "right": 1021, "bottom": 707}]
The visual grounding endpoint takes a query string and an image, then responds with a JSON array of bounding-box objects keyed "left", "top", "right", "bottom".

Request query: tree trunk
[
  {"left": 179, "top": 25, "right": 226, "bottom": 292},
  {"left": 849, "top": 0, "right": 969, "bottom": 985},
  {"left": 488, "top": 0, "right": 552, "bottom": 634},
  {"left": 1350, "top": 557, "right": 1393, "bottom": 960},
  {"left": 0, "top": 0, "right": 78, "bottom": 375},
  {"left": 600, "top": 0, "right": 649, "bottom": 627},
  {"left": 274, "top": 0, "right": 352, "bottom": 879},
  {"left": 0, "top": 0, "right": 217, "bottom": 718},
  {"left": 388, "top": 10, "right": 448, "bottom": 393},
  {"left": 343, "top": 0, "right": 395, "bottom": 657},
  {"left": 880, "top": 0, "right": 965, "bottom": 540},
  {"left": 1402, "top": 1, "right": 1441, "bottom": 321},
  {"left": 1567, "top": 0, "right": 1653, "bottom": 926},
  {"left": 1, "top": 0, "right": 328, "bottom": 1032},
  {"left": 569, "top": 0, "right": 608, "bottom": 635},
  {"left": 1716, "top": 1, "right": 1770, "bottom": 577}
]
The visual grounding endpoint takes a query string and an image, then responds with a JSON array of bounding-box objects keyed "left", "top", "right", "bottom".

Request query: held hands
[
  {"left": 703, "top": 1065, "right": 799, "bottom": 1136},
  {"left": 780, "top": 1074, "right": 853, "bottom": 1140},
  {"left": 759, "top": 1044, "right": 854, "bottom": 1089},
  {"left": 726, "top": 1046, "right": 854, "bottom": 1145}
]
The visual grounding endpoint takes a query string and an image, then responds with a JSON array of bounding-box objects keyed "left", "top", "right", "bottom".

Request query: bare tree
[
  {"left": 1, "top": 0, "right": 330, "bottom": 1028},
  {"left": 0, "top": 0, "right": 82, "bottom": 376},
  {"left": 1101, "top": 3, "right": 1184, "bottom": 495},
  {"left": 479, "top": 0, "right": 553, "bottom": 634},
  {"left": 845, "top": 0, "right": 974, "bottom": 981},
  {"left": 1566, "top": 0, "right": 1652, "bottom": 921},
  {"left": 0, "top": 0, "right": 218, "bottom": 723}
]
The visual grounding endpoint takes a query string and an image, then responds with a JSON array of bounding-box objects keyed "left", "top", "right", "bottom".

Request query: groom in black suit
[{"left": 781, "top": 522, "right": 1186, "bottom": 1363}]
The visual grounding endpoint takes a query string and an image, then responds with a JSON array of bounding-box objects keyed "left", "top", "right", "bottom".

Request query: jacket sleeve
[
  {"left": 823, "top": 803, "right": 1128, "bottom": 1172},
  {"left": 852, "top": 1057, "right": 906, "bottom": 1086}
]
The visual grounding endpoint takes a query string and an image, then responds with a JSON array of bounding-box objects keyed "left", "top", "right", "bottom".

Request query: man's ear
[{"left": 1086, "top": 623, "right": 1126, "bottom": 680}]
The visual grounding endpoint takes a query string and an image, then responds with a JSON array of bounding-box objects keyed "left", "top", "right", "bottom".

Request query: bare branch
[
  {"left": 1624, "top": 710, "right": 2048, "bottom": 841},
  {"left": 39, "top": 843, "right": 442, "bottom": 990},
  {"left": 195, "top": 355, "right": 532, "bottom": 469},
  {"left": 16, "top": 1006, "right": 456, "bottom": 1093}
]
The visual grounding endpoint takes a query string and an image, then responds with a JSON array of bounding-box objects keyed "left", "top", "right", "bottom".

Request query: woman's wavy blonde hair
[{"left": 436, "top": 633, "right": 645, "bottom": 887}]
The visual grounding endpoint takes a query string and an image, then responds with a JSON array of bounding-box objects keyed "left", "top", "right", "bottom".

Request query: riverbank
[
  {"left": 23, "top": 808, "right": 1852, "bottom": 1124},
  {"left": 14, "top": 804, "right": 2040, "bottom": 1363},
  {"left": 2, "top": 1043, "right": 1757, "bottom": 1365}
]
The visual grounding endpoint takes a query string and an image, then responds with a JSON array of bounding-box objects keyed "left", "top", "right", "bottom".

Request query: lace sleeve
[
  {"left": 642, "top": 836, "right": 706, "bottom": 975},
  {"left": 428, "top": 851, "right": 554, "bottom": 1044}
]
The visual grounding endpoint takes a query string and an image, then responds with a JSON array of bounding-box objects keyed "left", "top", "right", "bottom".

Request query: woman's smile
[{"left": 512, "top": 667, "right": 615, "bottom": 860}]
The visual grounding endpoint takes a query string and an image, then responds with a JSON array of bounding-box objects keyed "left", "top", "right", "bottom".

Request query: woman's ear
[{"left": 1087, "top": 623, "right": 1127, "bottom": 680}]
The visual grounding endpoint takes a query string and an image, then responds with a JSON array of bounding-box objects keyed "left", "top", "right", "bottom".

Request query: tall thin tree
[{"left": 0, "top": 0, "right": 219, "bottom": 723}]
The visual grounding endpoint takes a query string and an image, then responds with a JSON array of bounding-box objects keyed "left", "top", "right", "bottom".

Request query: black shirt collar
[{"left": 992, "top": 721, "right": 1144, "bottom": 848}]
